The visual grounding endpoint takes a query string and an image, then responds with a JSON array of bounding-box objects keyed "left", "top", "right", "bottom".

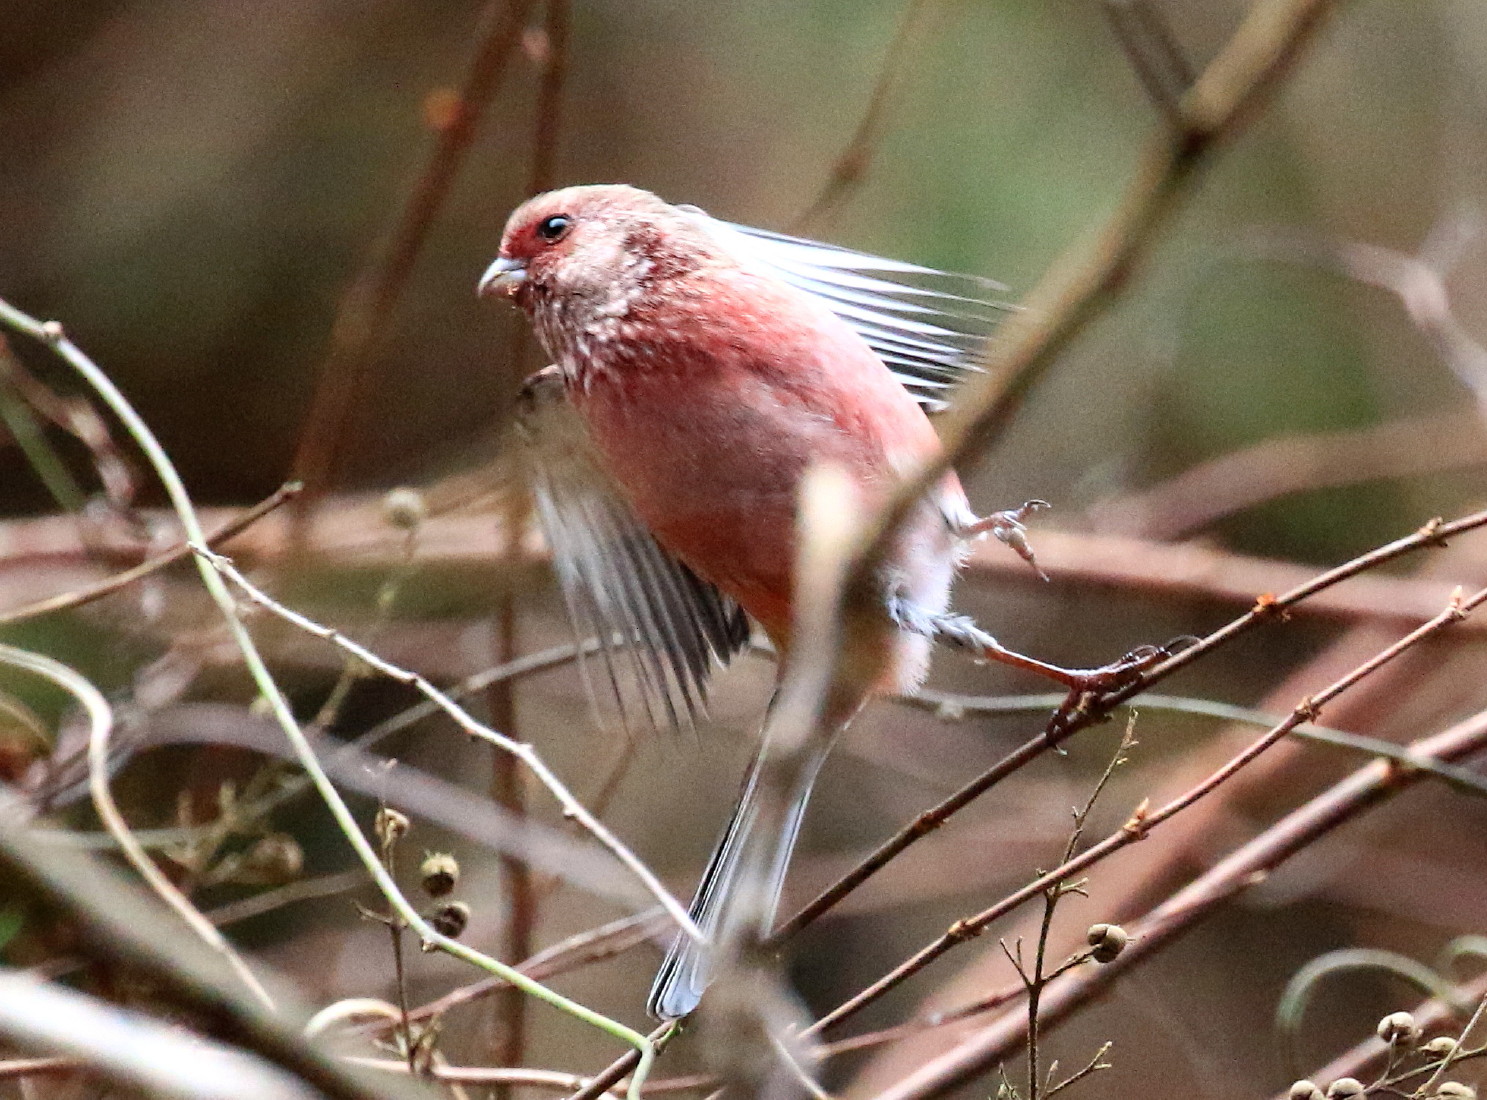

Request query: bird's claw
[
  {"left": 1046, "top": 642, "right": 1173, "bottom": 740},
  {"left": 968, "top": 500, "right": 1052, "bottom": 582}
]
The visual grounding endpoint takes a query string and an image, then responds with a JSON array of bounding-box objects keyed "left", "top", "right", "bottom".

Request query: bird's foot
[
  {"left": 958, "top": 500, "right": 1051, "bottom": 582},
  {"left": 1042, "top": 642, "right": 1183, "bottom": 740}
]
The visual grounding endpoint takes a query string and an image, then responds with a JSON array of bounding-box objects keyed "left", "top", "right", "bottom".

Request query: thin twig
[
  {"left": 0, "top": 333, "right": 139, "bottom": 513},
  {"left": 489, "top": 14, "right": 568, "bottom": 1075},
  {"left": 0, "top": 296, "right": 658, "bottom": 1098},
  {"left": 196, "top": 546, "right": 699, "bottom": 945},
  {"left": 566, "top": 1023, "right": 677, "bottom": 1100},
  {"left": 808, "top": 586, "right": 1487, "bottom": 1034},
  {"left": 1278, "top": 969, "right": 1487, "bottom": 1099},
  {"left": 1419, "top": 995, "right": 1487, "bottom": 1096},
  {"left": 840, "top": 0, "right": 1342, "bottom": 612},
  {"left": 0, "top": 787, "right": 417, "bottom": 1100},
  {"left": 760, "top": 13, "right": 1350, "bottom": 994},
  {"left": 0, "top": 642, "right": 275, "bottom": 1010},
  {"left": 870, "top": 703, "right": 1487, "bottom": 1100},
  {"left": 10, "top": 499, "right": 1487, "bottom": 639},
  {"left": 815, "top": 979, "right": 1024, "bottom": 1058},
  {"left": 350, "top": 1059, "right": 619, "bottom": 1096},
  {"left": 0, "top": 481, "right": 301, "bottom": 627},
  {"left": 1088, "top": 410, "right": 1487, "bottom": 541},
  {"left": 774, "top": 506, "right": 1487, "bottom": 946},
  {"left": 397, "top": 908, "right": 669, "bottom": 1030},
  {"left": 290, "top": 0, "right": 541, "bottom": 498},
  {"left": 376, "top": 806, "right": 415, "bottom": 1070},
  {"left": 1046, "top": 1041, "right": 1113, "bottom": 1098},
  {"left": 206, "top": 869, "right": 367, "bottom": 927},
  {"left": 900, "top": 689, "right": 1487, "bottom": 799},
  {"left": 1102, "top": 0, "right": 1193, "bottom": 126},
  {"left": 792, "top": 0, "right": 936, "bottom": 232},
  {"left": 1022, "top": 719, "right": 1134, "bottom": 1100}
]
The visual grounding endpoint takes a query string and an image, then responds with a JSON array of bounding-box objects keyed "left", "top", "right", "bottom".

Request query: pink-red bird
[{"left": 481, "top": 184, "right": 1133, "bottom": 1019}]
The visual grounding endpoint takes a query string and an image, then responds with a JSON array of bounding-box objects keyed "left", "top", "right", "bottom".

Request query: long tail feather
[{"left": 647, "top": 730, "right": 835, "bottom": 1020}]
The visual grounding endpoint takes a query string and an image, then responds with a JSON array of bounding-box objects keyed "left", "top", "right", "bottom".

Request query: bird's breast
[{"left": 554, "top": 265, "right": 965, "bottom": 690}]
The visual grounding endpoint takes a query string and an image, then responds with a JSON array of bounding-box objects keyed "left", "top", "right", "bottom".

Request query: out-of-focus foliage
[{"left": 0, "top": 3, "right": 1485, "bottom": 1099}]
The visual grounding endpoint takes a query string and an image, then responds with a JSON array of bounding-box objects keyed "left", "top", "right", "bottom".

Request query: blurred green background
[{"left": 1, "top": 2, "right": 1485, "bottom": 1098}]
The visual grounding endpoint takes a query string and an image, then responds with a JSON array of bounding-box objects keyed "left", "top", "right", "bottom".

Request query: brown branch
[
  {"left": 565, "top": 1024, "right": 675, "bottom": 1100},
  {"left": 401, "top": 909, "right": 669, "bottom": 1030},
  {"left": 10, "top": 490, "right": 1487, "bottom": 638},
  {"left": 848, "top": 530, "right": 1487, "bottom": 1095},
  {"left": 791, "top": 0, "right": 936, "bottom": 233},
  {"left": 772, "top": 506, "right": 1487, "bottom": 946},
  {"left": 0, "top": 481, "right": 301, "bottom": 627},
  {"left": 1089, "top": 410, "right": 1487, "bottom": 541},
  {"left": 488, "top": 5, "right": 567, "bottom": 1079},
  {"left": 846, "top": 0, "right": 1342, "bottom": 590},
  {"left": 1102, "top": 0, "right": 1194, "bottom": 126},
  {"left": 867, "top": 703, "right": 1487, "bottom": 1100},
  {"left": 0, "top": 1057, "right": 80, "bottom": 1082},
  {"left": 289, "top": 0, "right": 540, "bottom": 499},
  {"left": 1270, "top": 971, "right": 1487, "bottom": 1100},
  {"left": 816, "top": 980, "right": 1025, "bottom": 1059},
  {"left": 746, "top": 3, "right": 1348, "bottom": 1038},
  {"left": 529, "top": 0, "right": 569, "bottom": 195},
  {"left": 805, "top": 586, "right": 1487, "bottom": 1035},
  {"left": 964, "top": 524, "right": 1487, "bottom": 630}
]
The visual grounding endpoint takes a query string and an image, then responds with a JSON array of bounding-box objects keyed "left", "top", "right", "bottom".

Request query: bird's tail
[{"left": 646, "top": 733, "right": 832, "bottom": 1020}]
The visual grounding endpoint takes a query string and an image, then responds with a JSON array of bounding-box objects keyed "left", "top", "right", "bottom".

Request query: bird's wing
[
  {"left": 516, "top": 366, "right": 752, "bottom": 735},
  {"left": 684, "top": 210, "right": 1012, "bottom": 412}
]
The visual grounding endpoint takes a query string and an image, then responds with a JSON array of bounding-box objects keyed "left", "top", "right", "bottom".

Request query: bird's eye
[{"left": 536, "top": 214, "right": 571, "bottom": 242}]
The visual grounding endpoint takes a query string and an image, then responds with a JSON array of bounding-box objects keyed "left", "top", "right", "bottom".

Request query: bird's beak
[{"left": 478, "top": 256, "right": 526, "bottom": 299}]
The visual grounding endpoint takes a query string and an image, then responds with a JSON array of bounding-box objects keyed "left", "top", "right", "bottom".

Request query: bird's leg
[
  {"left": 890, "top": 597, "right": 1168, "bottom": 735},
  {"left": 923, "top": 611, "right": 1163, "bottom": 692},
  {"left": 952, "top": 499, "right": 1052, "bottom": 582}
]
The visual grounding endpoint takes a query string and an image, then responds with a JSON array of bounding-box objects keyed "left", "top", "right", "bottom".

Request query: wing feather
[
  {"left": 508, "top": 212, "right": 1001, "bottom": 729},
  {"left": 517, "top": 367, "right": 750, "bottom": 735},
  {"left": 683, "top": 210, "right": 1012, "bottom": 411}
]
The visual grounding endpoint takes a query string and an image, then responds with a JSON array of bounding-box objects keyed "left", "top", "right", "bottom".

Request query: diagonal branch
[
  {"left": 869, "top": 700, "right": 1487, "bottom": 1100},
  {"left": 290, "top": 0, "right": 540, "bottom": 498}
]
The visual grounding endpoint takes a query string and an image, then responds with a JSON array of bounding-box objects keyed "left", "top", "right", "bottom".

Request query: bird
[{"left": 480, "top": 184, "right": 1148, "bottom": 1020}]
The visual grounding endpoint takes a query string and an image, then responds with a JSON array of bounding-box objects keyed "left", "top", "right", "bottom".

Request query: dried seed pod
[
  {"left": 1288, "top": 1082, "right": 1324, "bottom": 1100},
  {"left": 428, "top": 901, "right": 471, "bottom": 939},
  {"left": 1085, "top": 923, "right": 1128, "bottom": 964},
  {"left": 1435, "top": 1084, "right": 1475, "bottom": 1100},
  {"left": 1325, "top": 1079, "right": 1365, "bottom": 1099},
  {"left": 375, "top": 807, "right": 410, "bottom": 846},
  {"left": 382, "top": 487, "right": 427, "bottom": 531},
  {"left": 242, "top": 834, "right": 304, "bottom": 884},
  {"left": 420, "top": 853, "right": 460, "bottom": 897},
  {"left": 1376, "top": 1011, "right": 1420, "bottom": 1047}
]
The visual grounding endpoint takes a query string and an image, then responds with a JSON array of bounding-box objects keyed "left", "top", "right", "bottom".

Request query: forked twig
[
  {"left": 0, "top": 481, "right": 301, "bottom": 628},
  {"left": 871, "top": 703, "right": 1487, "bottom": 1100},
  {"left": 810, "top": 586, "right": 1487, "bottom": 1034},
  {"left": 0, "top": 296, "right": 660, "bottom": 1099},
  {"left": 776, "top": 507, "right": 1487, "bottom": 946},
  {"left": 195, "top": 545, "right": 697, "bottom": 944}
]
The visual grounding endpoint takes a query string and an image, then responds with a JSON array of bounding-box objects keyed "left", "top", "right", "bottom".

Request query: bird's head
[{"left": 479, "top": 184, "right": 721, "bottom": 316}]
